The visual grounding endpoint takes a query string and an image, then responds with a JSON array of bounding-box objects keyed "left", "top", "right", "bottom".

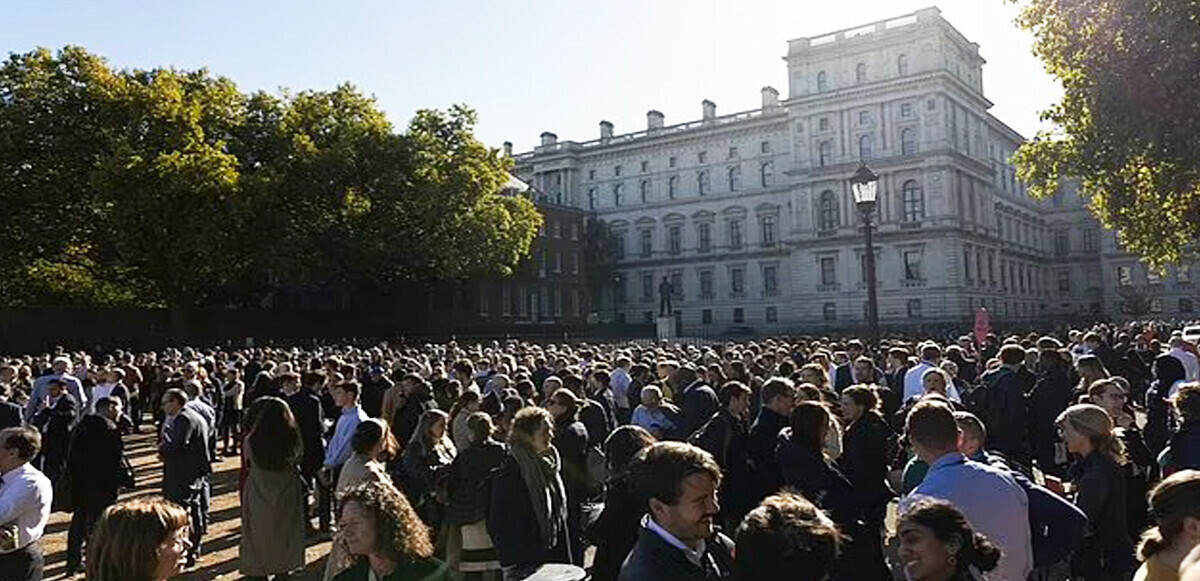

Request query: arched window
[
  {"left": 728, "top": 166, "right": 741, "bottom": 191},
  {"left": 640, "top": 180, "right": 651, "bottom": 203},
  {"left": 817, "top": 71, "right": 828, "bottom": 92},
  {"left": 698, "top": 171, "right": 710, "bottom": 195},
  {"left": 902, "top": 180, "right": 924, "bottom": 222},
  {"left": 760, "top": 162, "right": 774, "bottom": 187},
  {"left": 901, "top": 128, "right": 917, "bottom": 155},
  {"left": 859, "top": 135, "right": 873, "bottom": 160},
  {"left": 613, "top": 183, "right": 624, "bottom": 207},
  {"left": 818, "top": 141, "right": 832, "bottom": 167},
  {"left": 819, "top": 190, "right": 840, "bottom": 230},
  {"left": 856, "top": 62, "right": 867, "bottom": 83},
  {"left": 668, "top": 175, "right": 679, "bottom": 199},
  {"left": 897, "top": 54, "right": 909, "bottom": 75}
]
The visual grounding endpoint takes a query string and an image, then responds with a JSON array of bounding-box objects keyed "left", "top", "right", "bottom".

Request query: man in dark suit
[
  {"left": 159, "top": 387, "right": 211, "bottom": 568},
  {"left": 674, "top": 366, "right": 718, "bottom": 440},
  {"left": 833, "top": 340, "right": 868, "bottom": 392},
  {"left": 0, "top": 389, "right": 22, "bottom": 431},
  {"left": 65, "top": 396, "right": 133, "bottom": 575},
  {"left": 31, "top": 378, "right": 77, "bottom": 484},
  {"left": 288, "top": 372, "right": 326, "bottom": 533}
]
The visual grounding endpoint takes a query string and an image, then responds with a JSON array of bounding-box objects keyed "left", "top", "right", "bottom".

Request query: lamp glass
[{"left": 852, "top": 179, "right": 878, "bottom": 205}]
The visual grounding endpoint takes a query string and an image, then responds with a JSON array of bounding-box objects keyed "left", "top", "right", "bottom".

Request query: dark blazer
[
  {"left": 287, "top": 390, "right": 326, "bottom": 475},
  {"left": 617, "top": 525, "right": 734, "bottom": 581},
  {"left": 679, "top": 381, "right": 718, "bottom": 439},
  {"left": 69, "top": 414, "right": 132, "bottom": 506},
  {"left": 487, "top": 455, "right": 572, "bottom": 567},
  {"left": 837, "top": 411, "right": 896, "bottom": 508},
  {"left": 392, "top": 392, "right": 437, "bottom": 446},
  {"left": 776, "top": 433, "right": 858, "bottom": 529},
  {"left": 32, "top": 393, "right": 76, "bottom": 472},
  {"left": 833, "top": 364, "right": 854, "bottom": 392},
  {"left": 0, "top": 400, "right": 22, "bottom": 431},
  {"left": 554, "top": 419, "right": 590, "bottom": 501},
  {"left": 588, "top": 473, "right": 642, "bottom": 581},
  {"left": 161, "top": 407, "right": 212, "bottom": 497},
  {"left": 580, "top": 398, "right": 612, "bottom": 446},
  {"left": 747, "top": 407, "right": 789, "bottom": 502},
  {"left": 976, "top": 366, "right": 1031, "bottom": 464},
  {"left": 1069, "top": 450, "right": 1135, "bottom": 578},
  {"left": 1029, "top": 365, "right": 1074, "bottom": 476},
  {"left": 691, "top": 409, "right": 754, "bottom": 524}
]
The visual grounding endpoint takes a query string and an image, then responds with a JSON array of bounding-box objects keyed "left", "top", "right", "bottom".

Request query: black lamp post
[{"left": 851, "top": 163, "right": 880, "bottom": 347}]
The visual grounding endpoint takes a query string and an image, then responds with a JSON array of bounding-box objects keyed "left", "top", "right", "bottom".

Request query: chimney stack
[
  {"left": 761, "top": 86, "right": 780, "bottom": 109},
  {"left": 702, "top": 99, "right": 717, "bottom": 121},
  {"left": 647, "top": 110, "right": 664, "bottom": 130},
  {"left": 540, "top": 131, "right": 558, "bottom": 147},
  {"left": 502, "top": 141, "right": 513, "bottom": 157},
  {"left": 600, "top": 120, "right": 614, "bottom": 140}
]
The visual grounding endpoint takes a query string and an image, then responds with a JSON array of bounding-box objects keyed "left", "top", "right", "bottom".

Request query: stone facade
[{"left": 512, "top": 7, "right": 1197, "bottom": 335}]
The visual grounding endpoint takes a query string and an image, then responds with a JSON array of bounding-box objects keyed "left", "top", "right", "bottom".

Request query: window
[
  {"left": 700, "top": 270, "right": 714, "bottom": 299},
  {"left": 1180, "top": 265, "right": 1192, "bottom": 284},
  {"left": 760, "top": 162, "right": 774, "bottom": 187},
  {"left": 820, "top": 257, "right": 837, "bottom": 285},
  {"left": 817, "top": 71, "right": 828, "bottom": 92},
  {"left": 639, "top": 229, "right": 652, "bottom": 257},
  {"left": 501, "top": 284, "right": 512, "bottom": 316},
  {"left": 897, "top": 53, "right": 909, "bottom": 75},
  {"left": 760, "top": 141, "right": 771, "bottom": 154},
  {"left": 728, "top": 146, "right": 739, "bottom": 159},
  {"left": 698, "top": 151, "right": 708, "bottom": 163},
  {"left": 859, "top": 135, "right": 873, "bottom": 160},
  {"left": 670, "top": 272, "right": 683, "bottom": 300},
  {"left": 1182, "top": 298, "right": 1195, "bottom": 313},
  {"left": 818, "top": 190, "right": 839, "bottom": 230},
  {"left": 859, "top": 111, "right": 870, "bottom": 125},
  {"left": 478, "top": 285, "right": 488, "bottom": 316},
  {"left": 903, "top": 250, "right": 923, "bottom": 280},
  {"left": 613, "top": 184, "right": 624, "bottom": 207},
  {"left": 552, "top": 252, "right": 561, "bottom": 273},
  {"left": 614, "top": 165, "right": 622, "bottom": 177},
  {"left": 823, "top": 302, "right": 837, "bottom": 321},
  {"left": 614, "top": 232, "right": 626, "bottom": 259},
  {"left": 588, "top": 169, "right": 597, "bottom": 181},
  {"left": 668, "top": 175, "right": 679, "bottom": 199},
  {"left": 856, "top": 62, "right": 867, "bottom": 83},
  {"left": 1151, "top": 298, "right": 1164, "bottom": 313},
  {"left": 818, "top": 141, "right": 832, "bottom": 167},
  {"left": 729, "top": 219, "right": 744, "bottom": 249},
  {"left": 901, "top": 128, "right": 917, "bottom": 155},
  {"left": 760, "top": 215, "right": 776, "bottom": 245},
  {"left": 614, "top": 275, "right": 626, "bottom": 304},
  {"left": 702, "top": 309, "right": 713, "bottom": 324},
  {"left": 588, "top": 188, "right": 597, "bottom": 209},
  {"left": 927, "top": 99, "right": 936, "bottom": 111},
  {"left": 964, "top": 248, "right": 973, "bottom": 282},
  {"left": 668, "top": 225, "right": 682, "bottom": 255},
  {"left": 1053, "top": 231, "right": 1069, "bottom": 256},
  {"left": 698, "top": 171, "right": 710, "bottom": 195},
  {"left": 640, "top": 180, "right": 651, "bottom": 203},
  {"left": 763, "top": 265, "right": 778, "bottom": 295},
  {"left": 1083, "top": 229, "right": 1098, "bottom": 253},
  {"left": 819, "top": 117, "right": 829, "bottom": 131},
  {"left": 733, "top": 308, "right": 745, "bottom": 324},
  {"left": 901, "top": 103, "right": 913, "bottom": 118},
  {"left": 731, "top": 267, "right": 746, "bottom": 295},
  {"left": 698, "top": 222, "right": 712, "bottom": 253},
  {"left": 1057, "top": 269, "right": 1071, "bottom": 292},
  {"left": 902, "top": 180, "right": 924, "bottom": 222},
  {"left": 641, "top": 273, "right": 654, "bottom": 300},
  {"left": 669, "top": 156, "right": 677, "bottom": 168},
  {"left": 1148, "top": 270, "right": 1162, "bottom": 285},
  {"left": 1117, "top": 266, "right": 1133, "bottom": 286},
  {"left": 570, "top": 252, "right": 579, "bottom": 274},
  {"left": 570, "top": 223, "right": 579, "bottom": 240},
  {"left": 640, "top": 160, "right": 649, "bottom": 172},
  {"left": 728, "top": 166, "right": 741, "bottom": 191},
  {"left": 907, "top": 299, "right": 923, "bottom": 318}
]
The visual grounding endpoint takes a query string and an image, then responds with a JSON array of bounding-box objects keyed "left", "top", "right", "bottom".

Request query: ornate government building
[{"left": 512, "top": 7, "right": 1197, "bottom": 335}]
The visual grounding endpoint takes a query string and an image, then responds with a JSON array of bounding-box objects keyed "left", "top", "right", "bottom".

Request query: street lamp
[{"left": 851, "top": 163, "right": 880, "bottom": 347}]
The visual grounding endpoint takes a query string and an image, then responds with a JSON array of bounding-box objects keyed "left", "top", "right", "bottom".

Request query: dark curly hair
[
  {"left": 734, "top": 491, "right": 842, "bottom": 581},
  {"left": 899, "top": 497, "right": 1001, "bottom": 574},
  {"left": 339, "top": 480, "right": 434, "bottom": 564}
]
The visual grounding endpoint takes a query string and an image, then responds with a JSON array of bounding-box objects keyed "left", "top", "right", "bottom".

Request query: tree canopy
[
  {"left": 1011, "top": 0, "right": 1200, "bottom": 268},
  {"left": 0, "top": 46, "right": 541, "bottom": 307}
]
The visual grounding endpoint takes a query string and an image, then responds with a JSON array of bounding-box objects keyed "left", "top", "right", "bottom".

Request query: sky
[{"left": 2, "top": 0, "right": 1062, "bottom": 153}]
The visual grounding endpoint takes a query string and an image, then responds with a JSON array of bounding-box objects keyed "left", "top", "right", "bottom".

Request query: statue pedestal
[{"left": 656, "top": 316, "right": 676, "bottom": 340}]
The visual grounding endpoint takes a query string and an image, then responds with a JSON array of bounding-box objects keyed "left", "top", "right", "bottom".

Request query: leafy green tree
[{"left": 1012, "top": 0, "right": 1200, "bottom": 268}]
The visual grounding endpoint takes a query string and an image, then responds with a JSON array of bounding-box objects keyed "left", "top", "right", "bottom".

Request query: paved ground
[{"left": 44, "top": 431, "right": 333, "bottom": 581}]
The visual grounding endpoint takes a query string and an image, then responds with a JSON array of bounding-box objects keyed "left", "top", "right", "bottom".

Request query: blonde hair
[
  {"left": 1139, "top": 470, "right": 1200, "bottom": 561},
  {"left": 87, "top": 497, "right": 190, "bottom": 581},
  {"left": 1056, "top": 404, "right": 1126, "bottom": 464}
]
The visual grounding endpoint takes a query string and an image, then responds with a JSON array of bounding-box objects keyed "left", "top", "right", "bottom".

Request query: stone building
[{"left": 512, "top": 7, "right": 1197, "bottom": 335}]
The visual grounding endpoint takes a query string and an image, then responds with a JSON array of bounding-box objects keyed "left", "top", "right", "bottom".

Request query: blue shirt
[
  {"left": 907, "top": 452, "right": 1033, "bottom": 581},
  {"left": 324, "top": 406, "right": 366, "bottom": 468}
]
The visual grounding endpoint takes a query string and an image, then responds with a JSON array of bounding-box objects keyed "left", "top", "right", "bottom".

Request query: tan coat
[{"left": 239, "top": 445, "right": 306, "bottom": 577}]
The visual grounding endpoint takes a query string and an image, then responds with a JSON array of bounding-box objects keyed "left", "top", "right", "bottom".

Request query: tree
[
  {"left": 1012, "top": 0, "right": 1200, "bottom": 268},
  {"left": 582, "top": 217, "right": 619, "bottom": 304}
]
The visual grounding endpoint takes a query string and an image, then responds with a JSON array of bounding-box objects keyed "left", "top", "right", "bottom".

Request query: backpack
[{"left": 964, "top": 368, "right": 1008, "bottom": 433}]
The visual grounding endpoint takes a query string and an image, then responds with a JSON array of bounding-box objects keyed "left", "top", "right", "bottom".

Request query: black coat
[
  {"left": 679, "top": 381, "right": 718, "bottom": 439},
  {"left": 837, "top": 411, "right": 895, "bottom": 508},
  {"left": 588, "top": 473, "right": 642, "bottom": 581},
  {"left": 1163, "top": 421, "right": 1200, "bottom": 473},
  {"left": 359, "top": 377, "right": 388, "bottom": 419},
  {"left": 0, "top": 400, "right": 20, "bottom": 431},
  {"left": 446, "top": 439, "right": 506, "bottom": 525},
  {"left": 690, "top": 409, "right": 754, "bottom": 523},
  {"left": 617, "top": 525, "right": 734, "bottom": 581},
  {"left": 487, "top": 456, "right": 572, "bottom": 567},
  {"left": 580, "top": 398, "right": 613, "bottom": 447},
  {"left": 161, "top": 407, "right": 212, "bottom": 497},
  {"left": 976, "top": 366, "right": 1031, "bottom": 464},
  {"left": 286, "top": 390, "right": 326, "bottom": 475},
  {"left": 392, "top": 393, "right": 438, "bottom": 446},
  {"left": 776, "top": 433, "right": 858, "bottom": 528},
  {"left": 1029, "top": 366, "right": 1074, "bottom": 475},
  {"left": 747, "top": 407, "right": 789, "bottom": 502},
  {"left": 554, "top": 419, "right": 590, "bottom": 502},
  {"left": 68, "top": 414, "right": 131, "bottom": 506},
  {"left": 1069, "top": 450, "right": 1134, "bottom": 578},
  {"left": 32, "top": 393, "right": 76, "bottom": 475}
]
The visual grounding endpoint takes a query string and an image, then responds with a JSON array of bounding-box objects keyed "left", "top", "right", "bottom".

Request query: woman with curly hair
[
  {"left": 897, "top": 497, "right": 1001, "bottom": 580},
  {"left": 86, "top": 497, "right": 191, "bottom": 581},
  {"left": 331, "top": 480, "right": 451, "bottom": 581}
]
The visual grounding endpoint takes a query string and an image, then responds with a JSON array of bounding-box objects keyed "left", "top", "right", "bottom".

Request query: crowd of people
[{"left": 2, "top": 321, "right": 1200, "bottom": 580}]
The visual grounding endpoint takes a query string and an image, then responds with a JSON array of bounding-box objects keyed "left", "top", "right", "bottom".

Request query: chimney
[
  {"left": 600, "top": 120, "right": 614, "bottom": 140},
  {"left": 761, "top": 86, "right": 780, "bottom": 109},
  {"left": 647, "top": 110, "right": 664, "bottom": 130},
  {"left": 540, "top": 131, "right": 558, "bottom": 147},
  {"left": 702, "top": 99, "right": 717, "bottom": 121},
  {"left": 502, "top": 141, "right": 513, "bottom": 157}
]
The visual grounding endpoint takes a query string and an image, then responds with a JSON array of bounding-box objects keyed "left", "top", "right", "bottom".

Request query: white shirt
[
  {"left": 610, "top": 367, "right": 632, "bottom": 409},
  {"left": 1170, "top": 348, "right": 1200, "bottom": 382},
  {"left": 643, "top": 514, "right": 706, "bottom": 568},
  {"left": 903, "top": 362, "right": 961, "bottom": 402},
  {"left": 89, "top": 383, "right": 116, "bottom": 414},
  {"left": 0, "top": 462, "right": 52, "bottom": 553}
]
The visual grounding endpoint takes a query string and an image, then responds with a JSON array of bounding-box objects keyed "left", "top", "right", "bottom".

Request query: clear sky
[{"left": 3, "top": 0, "right": 1061, "bottom": 153}]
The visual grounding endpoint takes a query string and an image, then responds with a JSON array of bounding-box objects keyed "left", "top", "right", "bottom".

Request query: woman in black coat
[
  {"left": 546, "top": 388, "right": 590, "bottom": 566},
  {"left": 1029, "top": 349, "right": 1075, "bottom": 477},
  {"left": 587, "top": 426, "right": 655, "bottom": 581},
  {"left": 836, "top": 387, "right": 894, "bottom": 580},
  {"left": 1146, "top": 354, "right": 1185, "bottom": 455},
  {"left": 1058, "top": 404, "right": 1135, "bottom": 581},
  {"left": 1086, "top": 378, "right": 1159, "bottom": 540}
]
